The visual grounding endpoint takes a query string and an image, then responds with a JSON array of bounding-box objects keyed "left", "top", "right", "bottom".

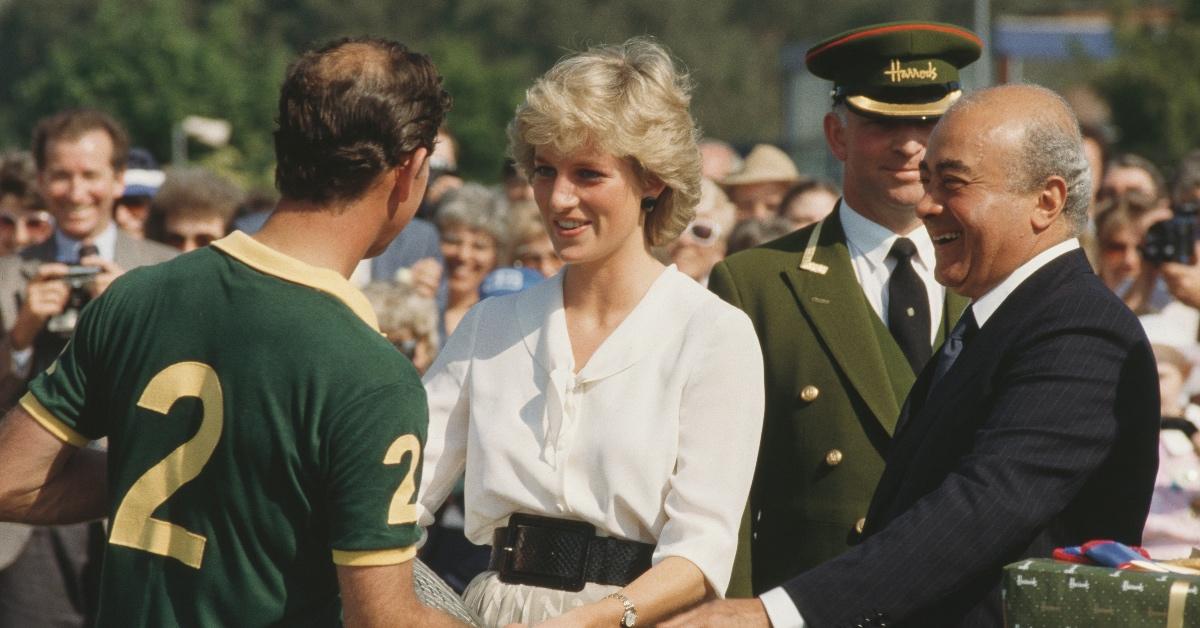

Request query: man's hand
[
  {"left": 658, "top": 598, "right": 771, "bottom": 628},
  {"left": 0, "top": 404, "right": 107, "bottom": 524},
  {"left": 1160, "top": 242, "right": 1200, "bottom": 309},
  {"left": 337, "top": 561, "right": 467, "bottom": 628},
  {"left": 10, "top": 263, "right": 72, "bottom": 351},
  {"left": 80, "top": 255, "right": 125, "bottom": 299}
]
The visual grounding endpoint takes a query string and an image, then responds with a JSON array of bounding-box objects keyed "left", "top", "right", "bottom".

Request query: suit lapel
[
  {"left": 896, "top": 249, "right": 1088, "bottom": 438},
  {"left": 114, "top": 231, "right": 138, "bottom": 269},
  {"left": 784, "top": 210, "right": 904, "bottom": 434},
  {"left": 894, "top": 290, "right": 972, "bottom": 434}
]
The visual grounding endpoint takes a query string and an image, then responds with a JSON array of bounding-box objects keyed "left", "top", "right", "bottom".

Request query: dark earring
[{"left": 641, "top": 196, "right": 657, "bottom": 212}]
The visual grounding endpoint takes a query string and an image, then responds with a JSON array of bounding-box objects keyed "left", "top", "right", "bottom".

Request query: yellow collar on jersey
[{"left": 211, "top": 232, "right": 380, "bottom": 331}]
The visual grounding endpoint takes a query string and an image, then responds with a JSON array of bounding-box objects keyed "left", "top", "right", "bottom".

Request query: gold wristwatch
[{"left": 605, "top": 591, "right": 638, "bottom": 627}]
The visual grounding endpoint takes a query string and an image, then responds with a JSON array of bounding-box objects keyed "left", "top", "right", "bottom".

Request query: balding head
[
  {"left": 943, "top": 85, "right": 1091, "bottom": 234},
  {"left": 918, "top": 84, "right": 1089, "bottom": 298},
  {"left": 273, "top": 38, "right": 452, "bottom": 208}
]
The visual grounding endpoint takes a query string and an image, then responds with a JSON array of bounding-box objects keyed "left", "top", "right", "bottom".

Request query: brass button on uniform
[
  {"left": 799, "top": 385, "right": 820, "bottom": 402},
  {"left": 824, "top": 449, "right": 843, "bottom": 466},
  {"left": 854, "top": 517, "right": 867, "bottom": 534}
]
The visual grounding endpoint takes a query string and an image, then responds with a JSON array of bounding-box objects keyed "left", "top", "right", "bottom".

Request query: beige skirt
[{"left": 462, "top": 570, "right": 620, "bottom": 627}]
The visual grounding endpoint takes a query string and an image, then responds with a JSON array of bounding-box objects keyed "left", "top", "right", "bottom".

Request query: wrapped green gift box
[{"left": 1003, "top": 558, "right": 1199, "bottom": 627}]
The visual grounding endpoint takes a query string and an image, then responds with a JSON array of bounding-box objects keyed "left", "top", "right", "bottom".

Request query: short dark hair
[
  {"left": 0, "top": 151, "right": 44, "bottom": 209},
  {"left": 1103, "top": 152, "right": 1166, "bottom": 202},
  {"left": 32, "top": 108, "right": 130, "bottom": 173},
  {"left": 778, "top": 178, "right": 840, "bottom": 219},
  {"left": 274, "top": 38, "right": 451, "bottom": 207}
]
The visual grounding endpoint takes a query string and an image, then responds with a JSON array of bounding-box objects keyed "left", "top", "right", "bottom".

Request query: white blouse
[{"left": 418, "top": 265, "right": 765, "bottom": 594}]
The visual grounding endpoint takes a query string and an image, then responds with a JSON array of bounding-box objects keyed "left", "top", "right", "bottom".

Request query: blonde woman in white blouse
[{"left": 418, "top": 38, "right": 765, "bottom": 628}]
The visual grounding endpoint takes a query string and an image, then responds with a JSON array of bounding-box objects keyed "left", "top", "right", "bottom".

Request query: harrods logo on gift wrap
[{"left": 1004, "top": 559, "right": 1200, "bottom": 628}]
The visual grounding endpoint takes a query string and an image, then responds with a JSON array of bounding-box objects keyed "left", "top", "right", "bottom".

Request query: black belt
[{"left": 488, "top": 513, "right": 654, "bottom": 592}]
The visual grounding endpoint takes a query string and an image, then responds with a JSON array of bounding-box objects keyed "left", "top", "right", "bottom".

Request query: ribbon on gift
[
  {"left": 1052, "top": 540, "right": 1150, "bottom": 568},
  {"left": 1169, "top": 579, "right": 1191, "bottom": 628}
]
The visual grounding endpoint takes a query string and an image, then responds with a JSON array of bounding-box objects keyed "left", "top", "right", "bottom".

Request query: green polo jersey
[{"left": 22, "top": 232, "right": 426, "bottom": 627}]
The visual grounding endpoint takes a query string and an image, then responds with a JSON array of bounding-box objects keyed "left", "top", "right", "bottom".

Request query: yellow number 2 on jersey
[
  {"left": 109, "top": 362, "right": 224, "bottom": 569},
  {"left": 384, "top": 434, "right": 420, "bottom": 526}
]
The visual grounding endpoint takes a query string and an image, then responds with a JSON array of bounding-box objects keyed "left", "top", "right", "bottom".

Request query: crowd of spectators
[{"left": 1079, "top": 137, "right": 1200, "bottom": 560}]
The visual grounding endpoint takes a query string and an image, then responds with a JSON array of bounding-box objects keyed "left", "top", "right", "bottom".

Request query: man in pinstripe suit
[{"left": 665, "top": 85, "right": 1159, "bottom": 628}]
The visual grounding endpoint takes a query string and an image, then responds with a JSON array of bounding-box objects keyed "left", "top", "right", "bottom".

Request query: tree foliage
[
  {"left": 0, "top": 0, "right": 1163, "bottom": 186},
  {"left": 1094, "top": 0, "right": 1200, "bottom": 171}
]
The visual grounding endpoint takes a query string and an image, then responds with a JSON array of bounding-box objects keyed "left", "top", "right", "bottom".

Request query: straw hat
[{"left": 719, "top": 144, "right": 801, "bottom": 187}]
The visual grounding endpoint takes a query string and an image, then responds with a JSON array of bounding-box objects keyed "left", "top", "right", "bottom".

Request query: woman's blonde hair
[{"left": 507, "top": 37, "right": 702, "bottom": 246}]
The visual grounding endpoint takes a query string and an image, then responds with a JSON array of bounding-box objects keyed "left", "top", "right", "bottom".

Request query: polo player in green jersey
[{"left": 0, "top": 38, "right": 465, "bottom": 627}]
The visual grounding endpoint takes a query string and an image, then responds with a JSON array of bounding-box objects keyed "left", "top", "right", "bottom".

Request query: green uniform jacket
[{"left": 710, "top": 207, "right": 969, "bottom": 596}]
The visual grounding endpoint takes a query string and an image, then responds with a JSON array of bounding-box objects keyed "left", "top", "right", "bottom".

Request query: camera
[
  {"left": 45, "top": 265, "right": 101, "bottom": 336},
  {"left": 1140, "top": 201, "right": 1199, "bottom": 265}
]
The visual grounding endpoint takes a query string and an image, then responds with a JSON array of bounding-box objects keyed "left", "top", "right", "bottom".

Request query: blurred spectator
[
  {"left": 363, "top": 280, "right": 439, "bottom": 374},
  {"left": 778, "top": 178, "right": 839, "bottom": 231},
  {"left": 699, "top": 138, "right": 743, "bottom": 181},
  {"left": 720, "top": 144, "right": 802, "bottom": 222},
  {"left": 418, "top": 126, "right": 464, "bottom": 220},
  {"left": 501, "top": 159, "right": 533, "bottom": 203},
  {"left": 670, "top": 218, "right": 725, "bottom": 285},
  {"left": 509, "top": 200, "right": 561, "bottom": 278},
  {"left": 399, "top": 257, "right": 443, "bottom": 300},
  {"left": 113, "top": 147, "right": 164, "bottom": 239},
  {"left": 0, "top": 151, "right": 53, "bottom": 256},
  {"left": 230, "top": 189, "right": 278, "bottom": 235},
  {"left": 1093, "top": 193, "right": 1165, "bottom": 295},
  {"left": 1159, "top": 239, "right": 1200, "bottom": 312},
  {"left": 1, "top": 108, "right": 176, "bottom": 388},
  {"left": 1157, "top": 343, "right": 1200, "bottom": 428},
  {"left": 1172, "top": 150, "right": 1200, "bottom": 205},
  {"left": 146, "top": 166, "right": 243, "bottom": 253},
  {"left": 1079, "top": 122, "right": 1111, "bottom": 209},
  {"left": 436, "top": 183, "right": 507, "bottom": 336},
  {"left": 1143, "top": 343, "right": 1200, "bottom": 560},
  {"left": 725, "top": 216, "right": 792, "bottom": 257},
  {"left": 1101, "top": 152, "right": 1167, "bottom": 207},
  {"left": 669, "top": 179, "right": 736, "bottom": 284},
  {"left": 370, "top": 217, "right": 443, "bottom": 285},
  {"left": 1096, "top": 195, "right": 1200, "bottom": 345}
]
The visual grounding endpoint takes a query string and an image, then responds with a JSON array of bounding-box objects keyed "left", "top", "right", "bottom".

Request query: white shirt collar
[
  {"left": 839, "top": 199, "right": 935, "bottom": 273},
  {"left": 54, "top": 222, "right": 118, "bottom": 263},
  {"left": 971, "top": 238, "right": 1081, "bottom": 326}
]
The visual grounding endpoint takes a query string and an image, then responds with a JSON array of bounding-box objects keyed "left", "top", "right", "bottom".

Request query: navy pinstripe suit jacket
[{"left": 784, "top": 248, "right": 1160, "bottom": 628}]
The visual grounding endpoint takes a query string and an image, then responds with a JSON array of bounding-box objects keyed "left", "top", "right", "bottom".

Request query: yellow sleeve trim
[
  {"left": 332, "top": 545, "right": 416, "bottom": 566},
  {"left": 19, "top": 392, "right": 89, "bottom": 448}
]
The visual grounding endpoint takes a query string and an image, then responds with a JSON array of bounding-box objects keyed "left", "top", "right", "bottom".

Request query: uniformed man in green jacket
[{"left": 716, "top": 21, "right": 981, "bottom": 597}]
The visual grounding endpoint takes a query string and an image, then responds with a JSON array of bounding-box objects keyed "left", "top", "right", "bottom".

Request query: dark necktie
[
  {"left": 887, "top": 237, "right": 931, "bottom": 372},
  {"left": 929, "top": 305, "right": 977, "bottom": 391}
]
